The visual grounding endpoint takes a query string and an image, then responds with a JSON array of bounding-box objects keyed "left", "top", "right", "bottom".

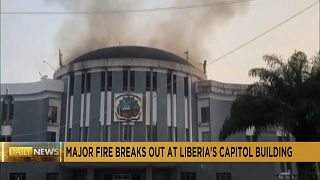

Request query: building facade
[{"left": 0, "top": 46, "right": 296, "bottom": 180}]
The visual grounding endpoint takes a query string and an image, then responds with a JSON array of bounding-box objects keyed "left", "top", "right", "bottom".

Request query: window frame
[
  {"left": 200, "top": 107, "right": 210, "bottom": 123},
  {"left": 216, "top": 172, "right": 231, "bottom": 180}
]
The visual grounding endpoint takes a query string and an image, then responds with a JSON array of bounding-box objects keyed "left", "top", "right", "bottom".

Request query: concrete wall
[{"left": 12, "top": 99, "right": 48, "bottom": 141}]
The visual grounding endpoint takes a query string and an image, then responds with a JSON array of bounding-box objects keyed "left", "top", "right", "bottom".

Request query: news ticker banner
[{"left": 1, "top": 142, "right": 320, "bottom": 162}]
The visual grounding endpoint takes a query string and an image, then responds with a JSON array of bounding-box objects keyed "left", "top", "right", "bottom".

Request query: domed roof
[{"left": 69, "top": 46, "right": 192, "bottom": 66}]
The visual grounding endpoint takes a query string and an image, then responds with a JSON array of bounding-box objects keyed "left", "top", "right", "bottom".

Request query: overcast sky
[{"left": 1, "top": 0, "right": 319, "bottom": 84}]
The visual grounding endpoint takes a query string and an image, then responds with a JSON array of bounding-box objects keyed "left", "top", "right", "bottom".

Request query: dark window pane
[
  {"left": 173, "top": 75, "right": 177, "bottom": 94},
  {"left": 152, "top": 72, "right": 157, "bottom": 91},
  {"left": 146, "top": 72, "right": 151, "bottom": 91},
  {"left": 216, "top": 172, "right": 231, "bottom": 180},
  {"left": 146, "top": 126, "right": 151, "bottom": 141},
  {"left": 123, "top": 70, "right": 128, "bottom": 91},
  {"left": 105, "top": 126, "right": 109, "bottom": 141},
  {"left": 123, "top": 125, "right": 132, "bottom": 141},
  {"left": 186, "top": 129, "right": 190, "bottom": 142},
  {"left": 174, "top": 127, "right": 177, "bottom": 142},
  {"left": 83, "top": 127, "right": 88, "bottom": 142},
  {"left": 101, "top": 71, "right": 106, "bottom": 91},
  {"left": 86, "top": 73, "right": 91, "bottom": 93},
  {"left": 202, "top": 131, "right": 211, "bottom": 142},
  {"left": 130, "top": 71, "right": 135, "bottom": 91},
  {"left": 1, "top": 102, "right": 7, "bottom": 124},
  {"left": 167, "top": 73, "right": 172, "bottom": 93},
  {"left": 201, "top": 107, "right": 209, "bottom": 123},
  {"left": 67, "top": 128, "right": 71, "bottom": 142},
  {"left": 47, "top": 131, "right": 56, "bottom": 142},
  {"left": 184, "top": 77, "right": 188, "bottom": 96},
  {"left": 10, "top": 173, "right": 26, "bottom": 180},
  {"left": 69, "top": 73, "right": 74, "bottom": 95},
  {"left": 48, "top": 106, "right": 58, "bottom": 123},
  {"left": 181, "top": 172, "right": 196, "bottom": 180},
  {"left": 152, "top": 125, "right": 157, "bottom": 141},
  {"left": 107, "top": 72, "right": 112, "bottom": 91},
  {"left": 81, "top": 73, "right": 85, "bottom": 93},
  {"left": 168, "top": 127, "right": 172, "bottom": 141}
]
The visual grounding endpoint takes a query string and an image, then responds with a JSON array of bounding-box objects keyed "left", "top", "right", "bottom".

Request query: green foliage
[{"left": 219, "top": 50, "right": 320, "bottom": 141}]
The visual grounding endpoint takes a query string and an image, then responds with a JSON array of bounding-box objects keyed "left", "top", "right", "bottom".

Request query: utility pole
[
  {"left": 184, "top": 50, "right": 189, "bottom": 62},
  {"left": 59, "top": 49, "right": 63, "bottom": 68}
]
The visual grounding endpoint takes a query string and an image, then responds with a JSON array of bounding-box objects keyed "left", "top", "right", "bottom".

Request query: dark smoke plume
[{"left": 47, "top": 0, "right": 249, "bottom": 65}]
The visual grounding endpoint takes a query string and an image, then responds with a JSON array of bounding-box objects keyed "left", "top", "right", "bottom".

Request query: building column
[
  {"left": 86, "top": 168, "right": 94, "bottom": 180},
  {"left": 146, "top": 167, "right": 153, "bottom": 180}
]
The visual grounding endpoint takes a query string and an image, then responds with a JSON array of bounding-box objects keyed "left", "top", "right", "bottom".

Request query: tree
[{"left": 219, "top": 51, "right": 320, "bottom": 180}]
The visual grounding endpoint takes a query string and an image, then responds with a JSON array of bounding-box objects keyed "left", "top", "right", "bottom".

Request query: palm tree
[{"left": 219, "top": 51, "right": 320, "bottom": 180}]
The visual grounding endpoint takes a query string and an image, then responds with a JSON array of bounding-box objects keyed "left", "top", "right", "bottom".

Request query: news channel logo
[{"left": 4, "top": 142, "right": 62, "bottom": 162}]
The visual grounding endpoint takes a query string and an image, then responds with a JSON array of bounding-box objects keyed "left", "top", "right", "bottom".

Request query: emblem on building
[{"left": 114, "top": 93, "right": 143, "bottom": 122}]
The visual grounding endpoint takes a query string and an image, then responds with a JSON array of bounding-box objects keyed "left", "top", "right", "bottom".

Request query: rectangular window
[
  {"left": 99, "top": 126, "right": 104, "bottom": 141},
  {"left": 201, "top": 107, "right": 210, "bottom": 123},
  {"left": 146, "top": 126, "right": 151, "bottom": 141},
  {"left": 146, "top": 72, "right": 151, "bottom": 91},
  {"left": 86, "top": 73, "right": 91, "bottom": 93},
  {"left": 48, "top": 106, "right": 58, "bottom": 123},
  {"left": 181, "top": 172, "right": 196, "bottom": 180},
  {"left": 167, "top": 73, "right": 172, "bottom": 93},
  {"left": 152, "top": 72, "right": 157, "bottom": 91},
  {"left": 81, "top": 73, "right": 85, "bottom": 93},
  {"left": 130, "top": 71, "right": 135, "bottom": 91},
  {"left": 173, "top": 75, "right": 177, "bottom": 94},
  {"left": 147, "top": 125, "right": 157, "bottom": 141},
  {"left": 10, "top": 173, "right": 26, "bottom": 180},
  {"left": 174, "top": 127, "right": 177, "bottom": 142},
  {"left": 123, "top": 70, "right": 129, "bottom": 91},
  {"left": 186, "top": 128, "right": 190, "bottom": 142},
  {"left": 69, "top": 73, "right": 74, "bottom": 95},
  {"left": 46, "top": 173, "right": 59, "bottom": 180},
  {"left": 184, "top": 77, "right": 188, "bottom": 96},
  {"left": 202, "top": 131, "right": 211, "bottom": 142},
  {"left": 105, "top": 126, "right": 110, "bottom": 141},
  {"left": 1, "top": 102, "right": 7, "bottom": 124},
  {"left": 79, "top": 127, "right": 83, "bottom": 141},
  {"left": 67, "top": 128, "right": 71, "bottom": 142},
  {"left": 168, "top": 127, "right": 173, "bottom": 141},
  {"left": 47, "top": 131, "right": 56, "bottom": 142},
  {"left": 101, "top": 71, "right": 106, "bottom": 92},
  {"left": 107, "top": 71, "right": 112, "bottom": 91},
  {"left": 83, "top": 127, "right": 88, "bottom": 142},
  {"left": 123, "top": 125, "right": 132, "bottom": 141},
  {"left": 216, "top": 172, "right": 231, "bottom": 180},
  {"left": 152, "top": 125, "right": 157, "bottom": 141},
  {"left": 8, "top": 102, "right": 14, "bottom": 121}
]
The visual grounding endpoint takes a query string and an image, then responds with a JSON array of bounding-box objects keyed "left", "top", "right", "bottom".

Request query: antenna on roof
[
  {"left": 203, "top": 60, "right": 207, "bottom": 74},
  {"left": 59, "top": 49, "right": 63, "bottom": 68},
  {"left": 184, "top": 50, "right": 189, "bottom": 62}
]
